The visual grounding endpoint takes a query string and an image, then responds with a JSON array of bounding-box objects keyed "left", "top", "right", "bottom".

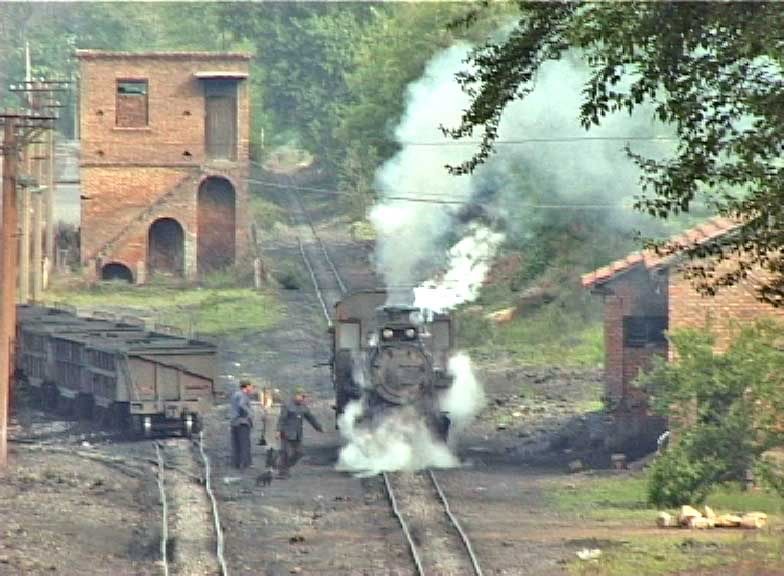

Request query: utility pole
[
  {"left": 9, "top": 77, "right": 68, "bottom": 299},
  {"left": 45, "top": 126, "right": 55, "bottom": 285},
  {"left": 32, "top": 138, "right": 43, "bottom": 301},
  {"left": 0, "top": 119, "right": 15, "bottom": 468},
  {"left": 19, "top": 164, "right": 30, "bottom": 303},
  {"left": 0, "top": 109, "right": 57, "bottom": 469}
]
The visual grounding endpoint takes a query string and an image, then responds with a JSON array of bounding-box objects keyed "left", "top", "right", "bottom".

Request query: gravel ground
[{"left": 0, "top": 448, "right": 159, "bottom": 576}]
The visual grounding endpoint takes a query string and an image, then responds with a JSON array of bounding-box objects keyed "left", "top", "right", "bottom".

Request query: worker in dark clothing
[
  {"left": 276, "top": 387, "right": 323, "bottom": 478},
  {"left": 230, "top": 380, "right": 255, "bottom": 469}
]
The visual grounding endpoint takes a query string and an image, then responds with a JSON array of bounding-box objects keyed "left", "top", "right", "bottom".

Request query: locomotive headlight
[
  {"left": 404, "top": 328, "right": 416, "bottom": 339},
  {"left": 382, "top": 329, "right": 394, "bottom": 340}
]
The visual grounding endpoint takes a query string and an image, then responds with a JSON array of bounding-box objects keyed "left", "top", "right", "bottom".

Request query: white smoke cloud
[
  {"left": 371, "top": 45, "right": 673, "bottom": 294},
  {"left": 336, "top": 401, "right": 457, "bottom": 477},
  {"left": 414, "top": 225, "right": 504, "bottom": 314},
  {"left": 371, "top": 43, "right": 481, "bottom": 298},
  {"left": 441, "top": 352, "right": 485, "bottom": 437}
]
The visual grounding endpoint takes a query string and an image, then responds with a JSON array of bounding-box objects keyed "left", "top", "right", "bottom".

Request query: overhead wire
[
  {"left": 396, "top": 135, "right": 676, "bottom": 145},
  {"left": 246, "top": 172, "right": 632, "bottom": 210},
  {"left": 247, "top": 159, "right": 632, "bottom": 209}
]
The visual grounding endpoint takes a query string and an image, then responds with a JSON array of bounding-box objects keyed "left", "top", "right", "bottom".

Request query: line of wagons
[{"left": 15, "top": 304, "right": 217, "bottom": 437}]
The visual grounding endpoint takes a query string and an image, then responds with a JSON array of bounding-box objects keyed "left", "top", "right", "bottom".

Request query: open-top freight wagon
[{"left": 15, "top": 305, "right": 217, "bottom": 437}]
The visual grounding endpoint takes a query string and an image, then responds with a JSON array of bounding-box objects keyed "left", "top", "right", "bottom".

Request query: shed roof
[
  {"left": 581, "top": 216, "right": 741, "bottom": 289},
  {"left": 76, "top": 50, "right": 251, "bottom": 61},
  {"left": 193, "top": 71, "right": 249, "bottom": 79}
]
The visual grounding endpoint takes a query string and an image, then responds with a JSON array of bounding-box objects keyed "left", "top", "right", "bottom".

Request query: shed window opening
[
  {"left": 623, "top": 316, "right": 668, "bottom": 347},
  {"left": 117, "top": 81, "right": 147, "bottom": 95},
  {"left": 116, "top": 79, "right": 149, "bottom": 127}
]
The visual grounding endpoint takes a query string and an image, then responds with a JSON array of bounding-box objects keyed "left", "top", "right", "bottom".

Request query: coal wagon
[{"left": 15, "top": 305, "right": 217, "bottom": 437}]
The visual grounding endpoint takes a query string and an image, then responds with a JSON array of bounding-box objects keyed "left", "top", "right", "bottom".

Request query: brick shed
[
  {"left": 77, "top": 50, "right": 252, "bottom": 283},
  {"left": 582, "top": 217, "right": 784, "bottom": 410}
]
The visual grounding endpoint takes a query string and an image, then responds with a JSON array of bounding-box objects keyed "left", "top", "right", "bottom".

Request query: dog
[
  {"left": 255, "top": 448, "right": 279, "bottom": 487},
  {"left": 265, "top": 447, "right": 279, "bottom": 469},
  {"left": 255, "top": 469, "right": 273, "bottom": 487}
]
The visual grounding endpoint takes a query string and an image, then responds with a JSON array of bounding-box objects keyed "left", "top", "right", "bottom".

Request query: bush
[
  {"left": 273, "top": 262, "right": 306, "bottom": 290},
  {"left": 639, "top": 321, "right": 784, "bottom": 507},
  {"left": 647, "top": 440, "right": 719, "bottom": 507}
]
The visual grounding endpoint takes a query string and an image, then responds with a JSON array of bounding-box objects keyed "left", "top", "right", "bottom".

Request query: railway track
[
  {"left": 280, "top": 181, "right": 483, "bottom": 576},
  {"left": 154, "top": 433, "right": 228, "bottom": 576},
  {"left": 383, "top": 470, "right": 483, "bottom": 576},
  {"left": 280, "top": 173, "right": 348, "bottom": 322}
]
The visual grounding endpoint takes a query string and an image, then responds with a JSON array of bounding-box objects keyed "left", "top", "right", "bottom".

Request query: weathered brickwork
[
  {"left": 598, "top": 260, "right": 784, "bottom": 408},
  {"left": 669, "top": 268, "right": 784, "bottom": 353},
  {"left": 600, "top": 267, "right": 668, "bottom": 404},
  {"left": 77, "top": 51, "right": 251, "bottom": 282}
]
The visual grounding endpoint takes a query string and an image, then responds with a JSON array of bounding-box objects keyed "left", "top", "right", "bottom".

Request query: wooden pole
[
  {"left": 0, "top": 119, "right": 19, "bottom": 468},
  {"left": 19, "top": 165, "right": 30, "bottom": 304},
  {"left": 32, "top": 186, "right": 43, "bottom": 301},
  {"left": 44, "top": 128, "right": 55, "bottom": 286},
  {"left": 32, "top": 131, "right": 43, "bottom": 301}
]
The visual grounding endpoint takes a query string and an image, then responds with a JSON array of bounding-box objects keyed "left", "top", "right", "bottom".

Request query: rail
[
  {"left": 298, "top": 238, "right": 333, "bottom": 325},
  {"left": 154, "top": 437, "right": 228, "bottom": 576},
  {"left": 382, "top": 472, "right": 426, "bottom": 576},
  {"left": 382, "top": 470, "right": 484, "bottom": 576},
  {"left": 293, "top": 191, "right": 347, "bottom": 295},
  {"left": 197, "top": 431, "right": 229, "bottom": 576},
  {"left": 154, "top": 443, "right": 170, "bottom": 576},
  {"left": 428, "top": 470, "right": 484, "bottom": 576}
]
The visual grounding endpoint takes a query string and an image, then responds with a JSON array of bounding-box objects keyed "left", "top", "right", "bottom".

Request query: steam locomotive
[{"left": 331, "top": 290, "right": 453, "bottom": 438}]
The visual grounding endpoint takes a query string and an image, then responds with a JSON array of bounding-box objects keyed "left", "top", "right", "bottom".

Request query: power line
[
  {"left": 245, "top": 173, "right": 631, "bottom": 210},
  {"left": 396, "top": 135, "right": 676, "bottom": 146}
]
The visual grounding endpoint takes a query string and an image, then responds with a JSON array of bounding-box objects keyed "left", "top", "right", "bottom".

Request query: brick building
[
  {"left": 582, "top": 217, "right": 784, "bottom": 408},
  {"left": 77, "top": 50, "right": 252, "bottom": 283}
]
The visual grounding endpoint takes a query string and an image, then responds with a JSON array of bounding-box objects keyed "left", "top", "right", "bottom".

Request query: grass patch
[
  {"left": 569, "top": 533, "right": 782, "bottom": 576},
  {"left": 546, "top": 474, "right": 653, "bottom": 522},
  {"left": 545, "top": 474, "right": 784, "bottom": 575},
  {"left": 349, "top": 220, "right": 376, "bottom": 241},
  {"left": 458, "top": 304, "right": 604, "bottom": 368},
  {"left": 45, "top": 284, "right": 280, "bottom": 336},
  {"left": 547, "top": 473, "right": 784, "bottom": 523}
]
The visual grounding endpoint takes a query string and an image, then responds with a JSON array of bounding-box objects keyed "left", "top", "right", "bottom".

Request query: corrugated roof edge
[
  {"left": 581, "top": 216, "right": 741, "bottom": 289},
  {"left": 76, "top": 50, "right": 252, "bottom": 60}
]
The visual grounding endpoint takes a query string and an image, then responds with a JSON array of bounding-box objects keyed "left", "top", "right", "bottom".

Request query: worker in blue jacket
[{"left": 230, "top": 380, "right": 255, "bottom": 469}]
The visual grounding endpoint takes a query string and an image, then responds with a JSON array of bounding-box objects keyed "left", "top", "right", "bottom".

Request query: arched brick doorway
[
  {"left": 101, "top": 262, "right": 133, "bottom": 283},
  {"left": 198, "top": 176, "right": 236, "bottom": 274},
  {"left": 148, "top": 218, "right": 184, "bottom": 277}
]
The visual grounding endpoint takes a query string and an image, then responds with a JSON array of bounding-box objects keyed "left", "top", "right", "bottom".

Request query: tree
[
  {"left": 448, "top": 2, "right": 784, "bottom": 304},
  {"left": 638, "top": 322, "right": 784, "bottom": 506}
]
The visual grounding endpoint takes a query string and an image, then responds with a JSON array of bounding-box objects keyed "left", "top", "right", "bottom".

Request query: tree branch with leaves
[{"left": 449, "top": 1, "right": 784, "bottom": 304}]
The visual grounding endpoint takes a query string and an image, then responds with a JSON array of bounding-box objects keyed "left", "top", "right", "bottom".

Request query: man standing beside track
[
  {"left": 230, "top": 380, "right": 255, "bottom": 469},
  {"left": 276, "top": 387, "right": 323, "bottom": 478}
]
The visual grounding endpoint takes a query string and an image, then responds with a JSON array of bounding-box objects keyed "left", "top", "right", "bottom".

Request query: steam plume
[{"left": 336, "top": 401, "right": 457, "bottom": 477}]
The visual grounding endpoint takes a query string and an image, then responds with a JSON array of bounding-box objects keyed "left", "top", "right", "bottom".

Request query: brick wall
[
  {"left": 669, "top": 267, "right": 784, "bottom": 353},
  {"left": 77, "top": 51, "right": 251, "bottom": 281},
  {"left": 601, "top": 267, "right": 668, "bottom": 403}
]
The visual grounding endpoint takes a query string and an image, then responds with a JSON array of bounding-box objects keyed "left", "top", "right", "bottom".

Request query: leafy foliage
[
  {"left": 638, "top": 322, "right": 784, "bottom": 506},
  {"left": 450, "top": 2, "right": 784, "bottom": 304}
]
